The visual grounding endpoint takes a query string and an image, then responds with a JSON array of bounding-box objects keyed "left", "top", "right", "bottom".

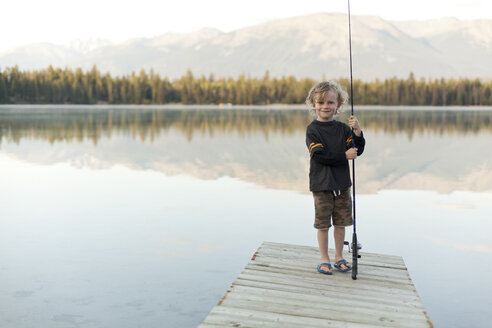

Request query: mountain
[
  {"left": 0, "top": 39, "right": 113, "bottom": 71},
  {"left": 0, "top": 42, "right": 80, "bottom": 71},
  {"left": 67, "top": 38, "right": 113, "bottom": 54},
  {"left": 1, "top": 13, "right": 491, "bottom": 80}
]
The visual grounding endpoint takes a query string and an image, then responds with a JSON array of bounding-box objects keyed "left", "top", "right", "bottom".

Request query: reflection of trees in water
[
  {"left": 358, "top": 110, "right": 492, "bottom": 138},
  {"left": 0, "top": 108, "right": 491, "bottom": 144}
]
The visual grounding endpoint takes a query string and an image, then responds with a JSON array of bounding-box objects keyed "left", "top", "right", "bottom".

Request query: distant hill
[{"left": 1, "top": 13, "right": 491, "bottom": 80}]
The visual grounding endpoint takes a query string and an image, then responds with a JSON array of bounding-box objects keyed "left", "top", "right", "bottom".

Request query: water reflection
[
  {"left": 1, "top": 106, "right": 491, "bottom": 194},
  {"left": 1, "top": 106, "right": 491, "bottom": 328},
  {"left": 1, "top": 106, "right": 491, "bottom": 144}
]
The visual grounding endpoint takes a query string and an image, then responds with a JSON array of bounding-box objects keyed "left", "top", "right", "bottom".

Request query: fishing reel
[{"left": 344, "top": 240, "right": 362, "bottom": 258}]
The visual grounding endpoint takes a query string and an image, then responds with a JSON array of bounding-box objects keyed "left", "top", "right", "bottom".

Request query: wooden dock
[{"left": 199, "top": 241, "right": 432, "bottom": 328}]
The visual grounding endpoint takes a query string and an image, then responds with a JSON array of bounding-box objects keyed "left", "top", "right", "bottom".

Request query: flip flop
[
  {"left": 334, "top": 259, "right": 352, "bottom": 272},
  {"left": 317, "top": 263, "right": 333, "bottom": 275}
]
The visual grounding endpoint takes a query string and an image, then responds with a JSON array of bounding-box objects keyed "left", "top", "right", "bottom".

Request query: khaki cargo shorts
[{"left": 312, "top": 189, "right": 353, "bottom": 230}]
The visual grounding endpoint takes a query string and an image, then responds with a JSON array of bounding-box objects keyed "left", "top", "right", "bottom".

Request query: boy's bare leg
[
  {"left": 317, "top": 229, "right": 332, "bottom": 273},
  {"left": 334, "top": 226, "right": 351, "bottom": 269}
]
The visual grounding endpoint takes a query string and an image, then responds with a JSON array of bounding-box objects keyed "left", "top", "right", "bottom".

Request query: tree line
[{"left": 0, "top": 66, "right": 491, "bottom": 106}]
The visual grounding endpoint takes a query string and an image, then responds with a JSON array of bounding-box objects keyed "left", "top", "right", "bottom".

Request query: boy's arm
[
  {"left": 352, "top": 131, "right": 365, "bottom": 156},
  {"left": 345, "top": 116, "right": 365, "bottom": 156},
  {"left": 313, "top": 149, "right": 347, "bottom": 166},
  {"left": 307, "top": 129, "right": 346, "bottom": 166}
]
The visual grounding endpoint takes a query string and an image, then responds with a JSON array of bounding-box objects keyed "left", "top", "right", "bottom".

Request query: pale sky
[{"left": 1, "top": 0, "right": 491, "bottom": 52}]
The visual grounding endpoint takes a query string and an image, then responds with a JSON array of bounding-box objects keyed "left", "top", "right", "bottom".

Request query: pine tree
[{"left": 0, "top": 72, "right": 8, "bottom": 103}]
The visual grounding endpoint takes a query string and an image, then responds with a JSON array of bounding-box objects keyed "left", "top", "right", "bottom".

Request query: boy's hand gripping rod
[{"left": 347, "top": 0, "right": 362, "bottom": 280}]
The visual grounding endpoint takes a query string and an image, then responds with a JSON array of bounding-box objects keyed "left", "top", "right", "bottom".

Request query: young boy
[{"left": 305, "top": 81, "right": 365, "bottom": 275}]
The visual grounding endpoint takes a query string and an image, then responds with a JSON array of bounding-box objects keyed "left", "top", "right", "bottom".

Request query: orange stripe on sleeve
[
  {"left": 345, "top": 136, "right": 353, "bottom": 147},
  {"left": 309, "top": 143, "right": 323, "bottom": 154}
]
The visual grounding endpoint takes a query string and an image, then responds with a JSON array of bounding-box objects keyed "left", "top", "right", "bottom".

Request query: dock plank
[{"left": 199, "top": 242, "right": 432, "bottom": 328}]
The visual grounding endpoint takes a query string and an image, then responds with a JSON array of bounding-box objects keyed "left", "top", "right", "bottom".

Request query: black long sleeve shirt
[{"left": 306, "top": 119, "right": 365, "bottom": 192}]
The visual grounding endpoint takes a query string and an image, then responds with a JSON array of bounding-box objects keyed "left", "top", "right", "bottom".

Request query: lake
[{"left": 1, "top": 105, "right": 491, "bottom": 328}]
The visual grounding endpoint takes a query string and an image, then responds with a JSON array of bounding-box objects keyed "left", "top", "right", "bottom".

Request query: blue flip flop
[
  {"left": 317, "top": 263, "right": 333, "bottom": 275},
  {"left": 334, "top": 259, "right": 352, "bottom": 272}
]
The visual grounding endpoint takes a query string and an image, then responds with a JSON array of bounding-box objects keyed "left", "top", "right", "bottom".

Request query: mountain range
[{"left": 1, "top": 13, "right": 491, "bottom": 80}]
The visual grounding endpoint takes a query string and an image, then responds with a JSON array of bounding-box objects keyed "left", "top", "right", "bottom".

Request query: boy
[{"left": 305, "top": 81, "right": 365, "bottom": 275}]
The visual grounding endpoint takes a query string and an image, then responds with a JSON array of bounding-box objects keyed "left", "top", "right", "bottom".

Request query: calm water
[{"left": 1, "top": 105, "right": 491, "bottom": 328}]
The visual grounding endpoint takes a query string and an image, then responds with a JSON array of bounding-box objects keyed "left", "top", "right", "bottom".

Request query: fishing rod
[{"left": 347, "top": 0, "right": 361, "bottom": 280}]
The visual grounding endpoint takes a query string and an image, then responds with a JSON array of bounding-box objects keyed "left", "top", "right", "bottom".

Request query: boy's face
[{"left": 314, "top": 90, "right": 339, "bottom": 122}]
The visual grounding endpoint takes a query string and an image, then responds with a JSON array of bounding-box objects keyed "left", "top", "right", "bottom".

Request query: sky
[{"left": 1, "top": 0, "right": 491, "bottom": 52}]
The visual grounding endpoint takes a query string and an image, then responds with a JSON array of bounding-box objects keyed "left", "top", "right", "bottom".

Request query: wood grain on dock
[{"left": 199, "top": 241, "right": 433, "bottom": 328}]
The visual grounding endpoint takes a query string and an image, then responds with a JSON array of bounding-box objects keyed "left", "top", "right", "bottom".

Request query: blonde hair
[{"left": 305, "top": 81, "right": 349, "bottom": 116}]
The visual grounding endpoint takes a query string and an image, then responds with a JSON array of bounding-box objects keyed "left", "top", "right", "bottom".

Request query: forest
[{"left": 0, "top": 66, "right": 491, "bottom": 106}]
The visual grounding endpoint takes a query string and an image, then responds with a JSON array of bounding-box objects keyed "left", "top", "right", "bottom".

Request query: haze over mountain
[{"left": 1, "top": 13, "right": 491, "bottom": 80}]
